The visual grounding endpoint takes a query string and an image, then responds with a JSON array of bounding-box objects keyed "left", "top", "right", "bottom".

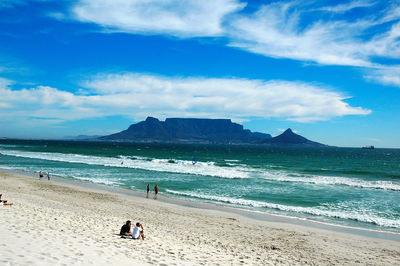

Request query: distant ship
[{"left": 362, "top": 145, "right": 375, "bottom": 149}]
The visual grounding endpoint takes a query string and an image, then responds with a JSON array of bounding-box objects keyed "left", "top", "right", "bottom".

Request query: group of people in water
[{"left": 39, "top": 171, "right": 51, "bottom": 180}]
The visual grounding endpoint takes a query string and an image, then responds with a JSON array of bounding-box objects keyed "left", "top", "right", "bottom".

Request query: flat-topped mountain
[
  {"left": 99, "top": 117, "right": 325, "bottom": 146},
  {"left": 99, "top": 117, "right": 272, "bottom": 144}
]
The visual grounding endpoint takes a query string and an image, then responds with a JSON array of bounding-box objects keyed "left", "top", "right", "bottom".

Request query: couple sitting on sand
[{"left": 120, "top": 220, "right": 145, "bottom": 240}]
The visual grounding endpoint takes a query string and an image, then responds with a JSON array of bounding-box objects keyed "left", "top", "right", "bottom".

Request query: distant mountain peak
[
  {"left": 145, "top": 116, "right": 160, "bottom": 122},
  {"left": 282, "top": 128, "right": 294, "bottom": 134},
  {"left": 262, "top": 128, "right": 324, "bottom": 146}
]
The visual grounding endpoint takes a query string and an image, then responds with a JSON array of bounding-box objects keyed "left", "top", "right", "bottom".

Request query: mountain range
[{"left": 98, "top": 117, "right": 325, "bottom": 146}]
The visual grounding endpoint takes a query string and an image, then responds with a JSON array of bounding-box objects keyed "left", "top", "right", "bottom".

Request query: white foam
[
  {"left": 260, "top": 171, "right": 400, "bottom": 191},
  {"left": 71, "top": 175, "right": 123, "bottom": 186},
  {"left": 0, "top": 164, "right": 122, "bottom": 187},
  {"left": 0, "top": 149, "right": 250, "bottom": 179},
  {"left": 2, "top": 148, "right": 400, "bottom": 191},
  {"left": 0, "top": 165, "right": 19, "bottom": 171},
  {"left": 165, "top": 189, "right": 400, "bottom": 228}
]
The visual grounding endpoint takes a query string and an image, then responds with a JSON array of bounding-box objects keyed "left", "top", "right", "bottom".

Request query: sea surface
[{"left": 1, "top": 139, "right": 400, "bottom": 233}]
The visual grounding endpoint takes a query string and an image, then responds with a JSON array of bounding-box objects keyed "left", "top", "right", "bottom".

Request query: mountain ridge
[
  {"left": 100, "top": 117, "right": 272, "bottom": 144},
  {"left": 98, "top": 117, "right": 325, "bottom": 146}
]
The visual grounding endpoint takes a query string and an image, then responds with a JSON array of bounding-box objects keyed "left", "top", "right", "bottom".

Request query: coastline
[
  {"left": 1, "top": 169, "right": 400, "bottom": 265},
  {"left": 3, "top": 167, "right": 400, "bottom": 242}
]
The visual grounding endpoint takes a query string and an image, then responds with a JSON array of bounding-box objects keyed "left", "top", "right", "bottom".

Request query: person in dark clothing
[
  {"left": 154, "top": 184, "right": 159, "bottom": 200},
  {"left": 120, "top": 220, "right": 132, "bottom": 236},
  {"left": 146, "top": 184, "right": 150, "bottom": 198}
]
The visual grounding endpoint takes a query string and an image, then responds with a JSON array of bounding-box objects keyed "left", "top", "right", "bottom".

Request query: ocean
[{"left": 1, "top": 139, "right": 399, "bottom": 233}]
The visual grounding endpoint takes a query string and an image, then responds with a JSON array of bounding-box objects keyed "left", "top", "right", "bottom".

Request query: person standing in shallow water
[
  {"left": 146, "top": 184, "right": 150, "bottom": 198},
  {"left": 154, "top": 184, "right": 159, "bottom": 199}
]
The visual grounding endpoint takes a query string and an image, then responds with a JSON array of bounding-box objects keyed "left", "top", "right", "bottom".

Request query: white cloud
[
  {"left": 70, "top": 0, "right": 244, "bottom": 37},
  {"left": 58, "top": 1, "right": 400, "bottom": 71},
  {"left": 318, "top": 0, "right": 375, "bottom": 13},
  {"left": 363, "top": 137, "right": 381, "bottom": 143},
  {"left": 228, "top": 1, "right": 400, "bottom": 67},
  {"left": 0, "top": 73, "right": 371, "bottom": 124},
  {"left": 45, "top": 0, "right": 400, "bottom": 88},
  {"left": 364, "top": 65, "right": 400, "bottom": 86},
  {"left": 0, "top": 77, "right": 14, "bottom": 87}
]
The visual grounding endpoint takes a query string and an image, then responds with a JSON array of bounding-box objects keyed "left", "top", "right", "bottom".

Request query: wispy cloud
[
  {"left": 364, "top": 65, "right": 400, "bottom": 86},
  {"left": 49, "top": 0, "right": 400, "bottom": 87},
  {"left": 69, "top": 0, "right": 244, "bottom": 37},
  {"left": 58, "top": 0, "right": 400, "bottom": 67},
  {"left": 318, "top": 0, "right": 375, "bottom": 13},
  {"left": 0, "top": 73, "right": 371, "bottom": 124},
  {"left": 229, "top": 1, "right": 400, "bottom": 67},
  {"left": 0, "top": 77, "right": 13, "bottom": 87},
  {"left": 363, "top": 137, "right": 381, "bottom": 143}
]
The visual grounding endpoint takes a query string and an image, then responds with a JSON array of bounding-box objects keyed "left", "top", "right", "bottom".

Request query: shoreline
[
  {"left": 3, "top": 167, "right": 400, "bottom": 242},
  {"left": 2, "top": 169, "right": 400, "bottom": 265}
]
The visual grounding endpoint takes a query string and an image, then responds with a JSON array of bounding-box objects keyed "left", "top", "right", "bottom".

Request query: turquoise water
[{"left": 1, "top": 139, "right": 400, "bottom": 232}]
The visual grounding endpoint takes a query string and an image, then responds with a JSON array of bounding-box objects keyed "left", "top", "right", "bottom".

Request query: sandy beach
[{"left": 1, "top": 170, "right": 400, "bottom": 265}]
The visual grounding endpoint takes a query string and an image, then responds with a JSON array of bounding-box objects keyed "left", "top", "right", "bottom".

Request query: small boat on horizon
[{"left": 362, "top": 145, "right": 375, "bottom": 149}]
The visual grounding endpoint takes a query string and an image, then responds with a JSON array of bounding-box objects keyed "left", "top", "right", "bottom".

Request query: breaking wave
[
  {"left": 1, "top": 148, "right": 399, "bottom": 190},
  {"left": 0, "top": 149, "right": 250, "bottom": 179},
  {"left": 166, "top": 190, "right": 400, "bottom": 228},
  {"left": 260, "top": 172, "right": 400, "bottom": 191}
]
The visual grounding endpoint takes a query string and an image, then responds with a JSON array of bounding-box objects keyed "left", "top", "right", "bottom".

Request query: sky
[{"left": 0, "top": 0, "right": 399, "bottom": 148}]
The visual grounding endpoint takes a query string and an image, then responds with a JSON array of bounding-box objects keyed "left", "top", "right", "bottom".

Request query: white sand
[{"left": 1, "top": 171, "right": 399, "bottom": 265}]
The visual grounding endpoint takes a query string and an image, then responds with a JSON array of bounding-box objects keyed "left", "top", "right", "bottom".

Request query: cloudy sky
[{"left": 0, "top": 0, "right": 399, "bottom": 147}]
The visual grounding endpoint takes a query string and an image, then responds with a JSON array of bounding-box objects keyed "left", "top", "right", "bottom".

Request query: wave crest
[{"left": 166, "top": 190, "right": 400, "bottom": 228}]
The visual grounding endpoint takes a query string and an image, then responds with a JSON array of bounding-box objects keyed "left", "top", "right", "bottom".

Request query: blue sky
[{"left": 0, "top": 0, "right": 399, "bottom": 147}]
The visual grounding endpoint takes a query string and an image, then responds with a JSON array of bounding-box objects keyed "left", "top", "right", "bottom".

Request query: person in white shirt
[{"left": 132, "top": 222, "right": 145, "bottom": 240}]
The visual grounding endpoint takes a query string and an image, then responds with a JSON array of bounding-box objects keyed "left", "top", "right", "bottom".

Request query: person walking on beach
[
  {"left": 39, "top": 171, "right": 43, "bottom": 179},
  {"left": 154, "top": 184, "right": 159, "bottom": 200},
  {"left": 132, "top": 222, "right": 145, "bottom": 240},
  {"left": 47, "top": 172, "right": 50, "bottom": 180},
  {"left": 146, "top": 184, "right": 150, "bottom": 198}
]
